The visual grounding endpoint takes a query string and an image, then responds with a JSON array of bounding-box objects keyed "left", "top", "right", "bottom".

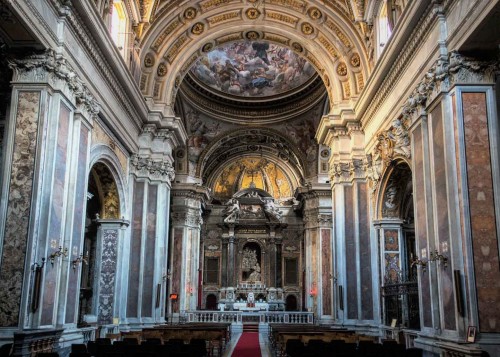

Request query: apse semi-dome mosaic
[{"left": 190, "top": 41, "right": 316, "bottom": 98}]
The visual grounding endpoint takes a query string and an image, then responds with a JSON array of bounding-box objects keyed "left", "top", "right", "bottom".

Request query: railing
[
  {"left": 80, "top": 326, "right": 97, "bottom": 343},
  {"left": 186, "top": 311, "right": 243, "bottom": 323},
  {"left": 185, "top": 311, "right": 314, "bottom": 324}
]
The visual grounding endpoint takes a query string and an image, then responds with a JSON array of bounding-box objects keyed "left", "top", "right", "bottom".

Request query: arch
[
  {"left": 376, "top": 159, "right": 412, "bottom": 220},
  {"left": 138, "top": 1, "right": 371, "bottom": 110},
  {"left": 205, "top": 294, "right": 217, "bottom": 310},
  {"left": 285, "top": 294, "right": 298, "bottom": 311},
  {"left": 89, "top": 145, "right": 128, "bottom": 219}
]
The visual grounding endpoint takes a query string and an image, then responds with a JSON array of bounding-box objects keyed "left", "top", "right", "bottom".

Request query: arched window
[
  {"left": 110, "top": 0, "right": 127, "bottom": 57},
  {"left": 377, "top": 2, "right": 393, "bottom": 57}
]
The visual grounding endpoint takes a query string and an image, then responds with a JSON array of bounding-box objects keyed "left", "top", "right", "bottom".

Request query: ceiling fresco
[{"left": 190, "top": 41, "right": 317, "bottom": 98}]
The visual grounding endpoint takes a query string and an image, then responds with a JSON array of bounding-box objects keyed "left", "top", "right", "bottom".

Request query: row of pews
[
  {"left": 268, "top": 324, "right": 423, "bottom": 357},
  {"left": 68, "top": 323, "right": 231, "bottom": 357}
]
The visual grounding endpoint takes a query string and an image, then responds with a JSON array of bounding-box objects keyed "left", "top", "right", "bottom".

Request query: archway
[
  {"left": 205, "top": 294, "right": 217, "bottom": 310},
  {"left": 378, "top": 161, "right": 419, "bottom": 329},
  {"left": 77, "top": 162, "right": 121, "bottom": 326},
  {"left": 285, "top": 294, "right": 298, "bottom": 311}
]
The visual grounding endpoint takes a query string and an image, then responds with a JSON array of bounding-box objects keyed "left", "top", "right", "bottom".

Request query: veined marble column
[
  {"left": 169, "top": 184, "right": 209, "bottom": 316},
  {"left": 0, "top": 51, "right": 98, "bottom": 330}
]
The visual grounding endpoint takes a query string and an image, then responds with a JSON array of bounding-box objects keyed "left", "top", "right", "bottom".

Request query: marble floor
[{"left": 223, "top": 332, "right": 272, "bottom": 357}]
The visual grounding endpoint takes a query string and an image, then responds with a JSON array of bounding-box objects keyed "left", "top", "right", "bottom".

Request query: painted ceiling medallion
[
  {"left": 350, "top": 53, "right": 361, "bottom": 67},
  {"left": 301, "top": 22, "right": 314, "bottom": 35},
  {"left": 245, "top": 8, "right": 261, "bottom": 19},
  {"left": 184, "top": 7, "right": 197, "bottom": 20},
  {"left": 191, "top": 22, "right": 205, "bottom": 35},
  {"left": 157, "top": 63, "right": 167, "bottom": 77},
  {"left": 337, "top": 62, "right": 348, "bottom": 76},
  {"left": 308, "top": 7, "right": 322, "bottom": 20},
  {"left": 291, "top": 42, "right": 304, "bottom": 53},
  {"left": 245, "top": 31, "right": 260, "bottom": 41},
  {"left": 144, "top": 53, "right": 155, "bottom": 67},
  {"left": 190, "top": 41, "right": 316, "bottom": 98}
]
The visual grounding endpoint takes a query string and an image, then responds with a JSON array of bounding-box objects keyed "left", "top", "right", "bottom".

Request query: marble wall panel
[
  {"left": 431, "top": 103, "right": 456, "bottom": 330},
  {"left": 413, "top": 125, "right": 432, "bottom": 327},
  {"left": 0, "top": 91, "right": 40, "bottom": 327},
  {"left": 41, "top": 103, "right": 70, "bottom": 325},
  {"left": 127, "top": 181, "right": 144, "bottom": 317},
  {"left": 359, "top": 183, "right": 373, "bottom": 320},
  {"left": 171, "top": 228, "right": 183, "bottom": 313},
  {"left": 344, "top": 186, "right": 358, "bottom": 319},
  {"left": 142, "top": 185, "right": 157, "bottom": 316},
  {"left": 321, "top": 229, "right": 332, "bottom": 315},
  {"left": 462, "top": 92, "right": 500, "bottom": 333},
  {"left": 66, "top": 116, "right": 90, "bottom": 323},
  {"left": 98, "top": 229, "right": 118, "bottom": 324}
]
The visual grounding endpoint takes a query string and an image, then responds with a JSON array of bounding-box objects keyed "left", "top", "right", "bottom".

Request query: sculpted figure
[{"left": 223, "top": 198, "right": 240, "bottom": 223}]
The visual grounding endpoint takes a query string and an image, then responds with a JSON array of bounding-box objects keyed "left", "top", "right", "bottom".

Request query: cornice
[
  {"left": 171, "top": 183, "right": 211, "bottom": 203},
  {"left": 130, "top": 154, "right": 175, "bottom": 182}
]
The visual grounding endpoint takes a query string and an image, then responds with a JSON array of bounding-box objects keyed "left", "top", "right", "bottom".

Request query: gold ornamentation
[
  {"left": 202, "top": 42, "right": 214, "bottom": 53},
  {"left": 217, "top": 33, "right": 243, "bottom": 44},
  {"left": 245, "top": 31, "right": 260, "bottom": 40},
  {"left": 318, "top": 35, "right": 338, "bottom": 58},
  {"left": 337, "top": 62, "right": 347, "bottom": 76},
  {"left": 263, "top": 33, "right": 289, "bottom": 45},
  {"left": 246, "top": 8, "right": 261, "bottom": 19},
  {"left": 184, "top": 7, "right": 197, "bottom": 20},
  {"left": 325, "top": 20, "right": 352, "bottom": 48},
  {"left": 181, "top": 55, "right": 198, "bottom": 72},
  {"left": 269, "top": 0, "right": 305, "bottom": 12},
  {"left": 301, "top": 22, "right": 314, "bottom": 35},
  {"left": 350, "top": 53, "right": 360, "bottom": 67},
  {"left": 266, "top": 11, "right": 298, "bottom": 26},
  {"left": 342, "top": 81, "right": 351, "bottom": 98},
  {"left": 191, "top": 22, "right": 205, "bottom": 35},
  {"left": 308, "top": 7, "right": 322, "bottom": 20},
  {"left": 201, "top": 0, "right": 230, "bottom": 12},
  {"left": 144, "top": 53, "right": 155, "bottom": 67},
  {"left": 157, "top": 63, "right": 167, "bottom": 77},
  {"left": 208, "top": 11, "right": 240, "bottom": 26},
  {"left": 292, "top": 42, "right": 304, "bottom": 53},
  {"left": 151, "top": 20, "right": 180, "bottom": 52},
  {"left": 323, "top": 74, "right": 330, "bottom": 87},
  {"left": 356, "top": 72, "right": 364, "bottom": 91},
  {"left": 165, "top": 35, "right": 189, "bottom": 63},
  {"left": 153, "top": 82, "right": 161, "bottom": 97}
]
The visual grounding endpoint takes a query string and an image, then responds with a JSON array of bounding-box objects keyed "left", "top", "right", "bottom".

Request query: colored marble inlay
[
  {"left": 413, "top": 125, "right": 432, "bottom": 327},
  {"left": 462, "top": 92, "right": 500, "bottom": 333},
  {"left": 384, "top": 230, "right": 399, "bottom": 251},
  {"left": 171, "top": 228, "right": 183, "bottom": 313},
  {"left": 321, "top": 229, "right": 332, "bottom": 315},
  {"left": 67, "top": 117, "right": 90, "bottom": 323},
  {"left": 42, "top": 103, "right": 70, "bottom": 325},
  {"left": 142, "top": 184, "right": 158, "bottom": 317},
  {"left": 0, "top": 91, "right": 40, "bottom": 327},
  {"left": 359, "top": 183, "right": 373, "bottom": 320},
  {"left": 431, "top": 103, "right": 456, "bottom": 330},
  {"left": 127, "top": 181, "right": 144, "bottom": 317},
  {"left": 344, "top": 186, "right": 358, "bottom": 319},
  {"left": 98, "top": 229, "right": 118, "bottom": 324}
]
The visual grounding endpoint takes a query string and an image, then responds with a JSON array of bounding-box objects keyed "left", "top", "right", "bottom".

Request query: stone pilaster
[{"left": 169, "top": 184, "right": 209, "bottom": 316}]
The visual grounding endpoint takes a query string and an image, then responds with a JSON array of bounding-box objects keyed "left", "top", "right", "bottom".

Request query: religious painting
[
  {"left": 240, "top": 204, "right": 265, "bottom": 219},
  {"left": 190, "top": 41, "right": 316, "bottom": 98}
]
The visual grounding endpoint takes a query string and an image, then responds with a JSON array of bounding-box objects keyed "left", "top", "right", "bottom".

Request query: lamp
[
  {"left": 411, "top": 256, "right": 427, "bottom": 272},
  {"left": 48, "top": 246, "right": 68, "bottom": 266},
  {"left": 72, "top": 252, "right": 88, "bottom": 270},
  {"left": 429, "top": 249, "right": 448, "bottom": 268}
]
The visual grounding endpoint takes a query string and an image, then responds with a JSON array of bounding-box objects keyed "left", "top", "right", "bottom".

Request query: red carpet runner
[{"left": 231, "top": 332, "right": 262, "bottom": 357}]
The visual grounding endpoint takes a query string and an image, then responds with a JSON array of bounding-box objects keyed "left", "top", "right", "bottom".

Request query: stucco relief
[
  {"left": 0, "top": 91, "right": 40, "bottom": 326},
  {"left": 130, "top": 155, "right": 175, "bottom": 182}
]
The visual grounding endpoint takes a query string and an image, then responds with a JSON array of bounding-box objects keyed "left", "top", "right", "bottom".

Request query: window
[
  {"left": 377, "top": 2, "right": 393, "bottom": 55},
  {"left": 285, "top": 258, "right": 298, "bottom": 285},
  {"left": 205, "top": 257, "right": 219, "bottom": 284},
  {"left": 110, "top": 0, "right": 127, "bottom": 57}
]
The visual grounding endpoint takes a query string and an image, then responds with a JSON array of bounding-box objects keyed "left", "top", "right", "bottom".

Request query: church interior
[{"left": 0, "top": 0, "right": 499, "bottom": 356}]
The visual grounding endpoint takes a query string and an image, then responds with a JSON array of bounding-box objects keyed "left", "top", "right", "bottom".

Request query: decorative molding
[
  {"left": 8, "top": 50, "right": 99, "bottom": 117},
  {"left": 130, "top": 155, "right": 175, "bottom": 181},
  {"left": 329, "top": 158, "right": 366, "bottom": 184}
]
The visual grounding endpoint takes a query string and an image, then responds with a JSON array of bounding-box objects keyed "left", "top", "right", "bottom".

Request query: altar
[{"left": 233, "top": 302, "right": 269, "bottom": 311}]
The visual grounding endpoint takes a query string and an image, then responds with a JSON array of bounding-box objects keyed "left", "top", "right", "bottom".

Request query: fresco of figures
[{"left": 191, "top": 41, "right": 316, "bottom": 98}]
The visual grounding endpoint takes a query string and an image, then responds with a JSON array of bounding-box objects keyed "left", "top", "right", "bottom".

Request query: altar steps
[{"left": 243, "top": 323, "right": 260, "bottom": 332}]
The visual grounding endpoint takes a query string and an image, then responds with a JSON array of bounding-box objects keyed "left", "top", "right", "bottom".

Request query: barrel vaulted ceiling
[{"left": 132, "top": 0, "right": 374, "bottom": 110}]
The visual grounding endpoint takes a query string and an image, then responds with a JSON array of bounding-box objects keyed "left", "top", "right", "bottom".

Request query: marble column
[{"left": 0, "top": 51, "right": 98, "bottom": 331}]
